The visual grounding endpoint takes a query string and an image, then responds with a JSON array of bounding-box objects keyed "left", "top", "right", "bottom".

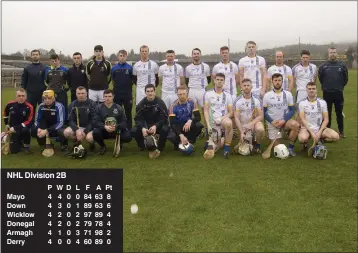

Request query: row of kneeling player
[{"left": 2, "top": 73, "right": 339, "bottom": 159}]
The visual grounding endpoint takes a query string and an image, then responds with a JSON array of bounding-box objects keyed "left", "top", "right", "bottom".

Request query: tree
[
  {"left": 109, "top": 53, "right": 117, "bottom": 62},
  {"left": 49, "top": 48, "right": 56, "bottom": 56}
]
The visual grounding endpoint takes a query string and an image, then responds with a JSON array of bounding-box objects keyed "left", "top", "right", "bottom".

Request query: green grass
[{"left": 1, "top": 70, "right": 357, "bottom": 252}]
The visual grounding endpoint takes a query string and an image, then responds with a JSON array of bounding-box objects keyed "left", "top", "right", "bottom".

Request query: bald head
[{"left": 275, "top": 51, "right": 284, "bottom": 65}]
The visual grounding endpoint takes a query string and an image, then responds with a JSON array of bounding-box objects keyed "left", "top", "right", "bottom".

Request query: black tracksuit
[
  {"left": 318, "top": 60, "right": 348, "bottom": 133},
  {"left": 132, "top": 96, "right": 169, "bottom": 151},
  {"left": 20, "top": 62, "right": 47, "bottom": 115},
  {"left": 111, "top": 62, "right": 135, "bottom": 129},
  {"left": 3, "top": 100, "right": 34, "bottom": 153},
  {"left": 44, "top": 65, "right": 69, "bottom": 123},
  {"left": 68, "top": 98, "right": 97, "bottom": 134},
  {"left": 68, "top": 64, "right": 88, "bottom": 102},
  {"left": 85, "top": 57, "right": 111, "bottom": 91},
  {"left": 92, "top": 103, "right": 132, "bottom": 147},
  {"left": 31, "top": 101, "right": 67, "bottom": 147}
]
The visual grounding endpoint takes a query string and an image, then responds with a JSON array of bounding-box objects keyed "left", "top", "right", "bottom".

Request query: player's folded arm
[
  {"left": 263, "top": 106, "right": 274, "bottom": 124},
  {"left": 283, "top": 105, "right": 295, "bottom": 122}
]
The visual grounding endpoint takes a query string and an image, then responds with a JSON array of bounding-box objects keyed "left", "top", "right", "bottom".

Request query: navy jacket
[
  {"left": 21, "top": 62, "right": 47, "bottom": 93},
  {"left": 68, "top": 64, "right": 88, "bottom": 91},
  {"left": 318, "top": 60, "right": 348, "bottom": 92},
  {"left": 111, "top": 62, "right": 134, "bottom": 97}
]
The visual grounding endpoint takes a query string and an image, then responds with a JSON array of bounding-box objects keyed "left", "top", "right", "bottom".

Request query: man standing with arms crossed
[
  {"left": 212, "top": 46, "right": 240, "bottom": 101},
  {"left": 203, "top": 73, "right": 233, "bottom": 159},
  {"left": 238, "top": 41, "right": 267, "bottom": 103},
  {"left": 318, "top": 47, "right": 348, "bottom": 138},
  {"left": 68, "top": 52, "right": 88, "bottom": 102},
  {"left": 86, "top": 45, "right": 112, "bottom": 104},
  {"left": 158, "top": 50, "right": 185, "bottom": 109},
  {"left": 266, "top": 51, "right": 293, "bottom": 92},
  {"left": 111, "top": 49, "right": 135, "bottom": 129},
  {"left": 21, "top": 49, "right": 47, "bottom": 118},
  {"left": 292, "top": 50, "right": 318, "bottom": 103},
  {"left": 133, "top": 45, "right": 159, "bottom": 105}
]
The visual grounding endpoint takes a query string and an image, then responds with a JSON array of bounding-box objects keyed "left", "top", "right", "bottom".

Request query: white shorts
[
  {"left": 188, "top": 88, "right": 205, "bottom": 108},
  {"left": 267, "top": 125, "right": 285, "bottom": 140},
  {"left": 296, "top": 90, "right": 307, "bottom": 104},
  {"left": 161, "top": 92, "right": 178, "bottom": 110},
  {"left": 89, "top": 89, "right": 104, "bottom": 103},
  {"left": 136, "top": 87, "right": 146, "bottom": 105}
]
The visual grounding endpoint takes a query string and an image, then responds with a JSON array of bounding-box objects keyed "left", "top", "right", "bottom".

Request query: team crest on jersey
[
  {"left": 125, "top": 70, "right": 129, "bottom": 74},
  {"left": 101, "top": 67, "right": 105, "bottom": 71},
  {"left": 81, "top": 70, "right": 85, "bottom": 73},
  {"left": 277, "top": 97, "right": 281, "bottom": 101},
  {"left": 22, "top": 110, "right": 26, "bottom": 116},
  {"left": 113, "top": 108, "right": 118, "bottom": 114},
  {"left": 51, "top": 112, "right": 55, "bottom": 115},
  {"left": 60, "top": 72, "right": 63, "bottom": 76},
  {"left": 39, "top": 71, "right": 42, "bottom": 75},
  {"left": 311, "top": 106, "right": 314, "bottom": 110}
]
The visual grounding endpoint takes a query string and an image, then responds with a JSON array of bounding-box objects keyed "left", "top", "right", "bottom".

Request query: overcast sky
[{"left": 2, "top": 1, "right": 357, "bottom": 58}]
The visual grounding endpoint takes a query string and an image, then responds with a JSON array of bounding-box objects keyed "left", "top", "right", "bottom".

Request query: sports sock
[
  {"left": 224, "top": 143, "right": 230, "bottom": 152},
  {"left": 289, "top": 141, "right": 295, "bottom": 149}
]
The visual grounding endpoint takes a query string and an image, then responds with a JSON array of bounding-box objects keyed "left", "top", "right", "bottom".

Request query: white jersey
[
  {"left": 292, "top": 62, "right": 317, "bottom": 91},
  {"left": 267, "top": 64, "right": 292, "bottom": 91},
  {"left": 212, "top": 61, "right": 239, "bottom": 96},
  {"left": 238, "top": 56, "right": 266, "bottom": 91},
  {"left": 234, "top": 95, "right": 261, "bottom": 125},
  {"left": 204, "top": 89, "right": 233, "bottom": 124},
  {"left": 298, "top": 97, "right": 327, "bottom": 133},
  {"left": 263, "top": 89, "right": 294, "bottom": 125},
  {"left": 185, "top": 62, "right": 210, "bottom": 90},
  {"left": 133, "top": 60, "right": 159, "bottom": 87},
  {"left": 158, "top": 63, "right": 184, "bottom": 93}
]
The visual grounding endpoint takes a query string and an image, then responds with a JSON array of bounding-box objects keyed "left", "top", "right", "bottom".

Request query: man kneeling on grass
[
  {"left": 63, "top": 86, "right": 97, "bottom": 153},
  {"left": 92, "top": 89, "right": 132, "bottom": 155},
  {"left": 131, "top": 84, "right": 169, "bottom": 159},
  {"left": 298, "top": 82, "right": 340, "bottom": 151},
  {"left": 31, "top": 90, "right": 68, "bottom": 153},
  {"left": 167, "top": 85, "right": 203, "bottom": 151}
]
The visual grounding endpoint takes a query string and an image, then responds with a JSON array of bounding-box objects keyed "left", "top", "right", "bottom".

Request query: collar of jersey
[
  {"left": 307, "top": 96, "right": 317, "bottom": 103},
  {"left": 192, "top": 61, "right": 202, "bottom": 65},
  {"left": 299, "top": 62, "right": 310, "bottom": 67},
  {"left": 51, "top": 65, "right": 62, "bottom": 70},
  {"left": 272, "top": 88, "right": 283, "bottom": 94},
  {"left": 214, "top": 88, "right": 223, "bottom": 94}
]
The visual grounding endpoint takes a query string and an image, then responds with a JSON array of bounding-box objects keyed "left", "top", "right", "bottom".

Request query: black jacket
[
  {"left": 3, "top": 100, "right": 34, "bottom": 132},
  {"left": 86, "top": 57, "right": 111, "bottom": 91},
  {"left": 68, "top": 98, "right": 97, "bottom": 134},
  {"left": 134, "top": 96, "right": 168, "bottom": 129},
  {"left": 21, "top": 62, "right": 47, "bottom": 93},
  {"left": 68, "top": 64, "right": 88, "bottom": 91},
  {"left": 318, "top": 60, "right": 348, "bottom": 92},
  {"left": 93, "top": 103, "right": 127, "bottom": 131}
]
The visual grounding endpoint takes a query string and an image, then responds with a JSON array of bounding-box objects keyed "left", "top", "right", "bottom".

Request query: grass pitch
[{"left": 1, "top": 70, "right": 357, "bottom": 252}]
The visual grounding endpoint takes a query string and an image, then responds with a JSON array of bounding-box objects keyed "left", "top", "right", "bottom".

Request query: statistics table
[{"left": 1, "top": 169, "right": 123, "bottom": 253}]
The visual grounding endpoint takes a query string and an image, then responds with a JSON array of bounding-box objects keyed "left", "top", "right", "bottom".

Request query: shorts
[
  {"left": 211, "top": 124, "right": 225, "bottom": 143},
  {"left": 161, "top": 92, "right": 178, "bottom": 110},
  {"left": 136, "top": 87, "right": 146, "bottom": 105},
  {"left": 296, "top": 90, "right": 307, "bottom": 104},
  {"left": 300, "top": 126, "right": 323, "bottom": 135},
  {"left": 267, "top": 125, "right": 287, "bottom": 140},
  {"left": 188, "top": 88, "right": 205, "bottom": 108},
  {"left": 89, "top": 89, "right": 104, "bottom": 102}
]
